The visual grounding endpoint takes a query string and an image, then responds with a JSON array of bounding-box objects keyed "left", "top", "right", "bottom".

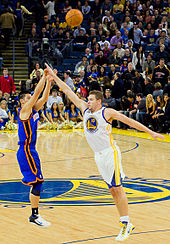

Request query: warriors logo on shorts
[{"left": 86, "top": 117, "right": 98, "bottom": 133}]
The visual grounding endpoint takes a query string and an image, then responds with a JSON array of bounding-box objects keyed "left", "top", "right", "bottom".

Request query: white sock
[{"left": 120, "top": 216, "right": 130, "bottom": 223}]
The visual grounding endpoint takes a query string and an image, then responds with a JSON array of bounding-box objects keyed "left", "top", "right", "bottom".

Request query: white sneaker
[
  {"left": 28, "top": 214, "right": 51, "bottom": 227},
  {"left": 115, "top": 222, "right": 135, "bottom": 242}
]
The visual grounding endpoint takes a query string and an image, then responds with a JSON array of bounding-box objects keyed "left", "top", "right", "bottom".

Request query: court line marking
[{"left": 62, "top": 229, "right": 170, "bottom": 244}]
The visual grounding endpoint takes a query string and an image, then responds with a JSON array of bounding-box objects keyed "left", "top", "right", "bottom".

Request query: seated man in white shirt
[{"left": 46, "top": 88, "right": 63, "bottom": 110}]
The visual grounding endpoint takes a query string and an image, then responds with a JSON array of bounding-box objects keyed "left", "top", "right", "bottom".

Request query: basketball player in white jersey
[{"left": 45, "top": 64, "right": 164, "bottom": 241}]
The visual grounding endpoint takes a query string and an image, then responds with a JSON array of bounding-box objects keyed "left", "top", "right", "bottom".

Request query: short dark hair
[
  {"left": 89, "top": 90, "right": 104, "bottom": 103},
  {"left": 18, "top": 91, "right": 30, "bottom": 100},
  {"left": 136, "top": 93, "right": 143, "bottom": 98}
]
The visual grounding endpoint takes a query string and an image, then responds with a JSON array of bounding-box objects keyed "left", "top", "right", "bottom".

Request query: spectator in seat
[
  {"left": 0, "top": 68, "right": 16, "bottom": 95},
  {"left": 108, "top": 49, "right": 121, "bottom": 65},
  {"left": 114, "top": 42, "right": 125, "bottom": 59},
  {"left": 64, "top": 71, "right": 74, "bottom": 91},
  {"left": 95, "top": 50, "right": 108, "bottom": 66},
  {"left": 103, "top": 89, "right": 116, "bottom": 109},
  {"left": 0, "top": 100, "right": 9, "bottom": 129},
  {"left": 74, "top": 56, "right": 89, "bottom": 75},
  {"left": 111, "top": 72, "right": 124, "bottom": 99},
  {"left": 142, "top": 54, "right": 155, "bottom": 75},
  {"left": 143, "top": 77, "right": 154, "bottom": 96},
  {"left": 155, "top": 44, "right": 169, "bottom": 64},
  {"left": 152, "top": 58, "right": 170, "bottom": 88},
  {"left": 153, "top": 82, "right": 163, "bottom": 100},
  {"left": 98, "top": 35, "right": 110, "bottom": 50},
  {"left": 30, "top": 62, "right": 44, "bottom": 80},
  {"left": 132, "top": 45, "right": 145, "bottom": 71},
  {"left": 46, "top": 88, "right": 63, "bottom": 110},
  {"left": 82, "top": 1, "right": 91, "bottom": 15},
  {"left": 163, "top": 76, "right": 170, "bottom": 97},
  {"left": 109, "top": 31, "right": 123, "bottom": 51}
]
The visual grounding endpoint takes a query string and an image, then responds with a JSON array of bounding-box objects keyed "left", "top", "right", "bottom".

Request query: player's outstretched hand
[
  {"left": 150, "top": 131, "right": 165, "bottom": 141},
  {"left": 45, "top": 63, "right": 55, "bottom": 77}
]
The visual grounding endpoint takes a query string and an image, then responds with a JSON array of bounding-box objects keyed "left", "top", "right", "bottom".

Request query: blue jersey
[{"left": 18, "top": 108, "right": 40, "bottom": 147}]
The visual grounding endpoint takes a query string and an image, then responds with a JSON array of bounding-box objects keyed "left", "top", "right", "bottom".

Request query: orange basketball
[{"left": 65, "top": 9, "right": 83, "bottom": 27}]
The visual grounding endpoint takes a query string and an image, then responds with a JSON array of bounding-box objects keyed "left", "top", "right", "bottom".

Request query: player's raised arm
[
  {"left": 33, "top": 74, "right": 52, "bottom": 111},
  {"left": 45, "top": 64, "right": 88, "bottom": 113},
  {"left": 21, "top": 72, "right": 47, "bottom": 114},
  {"left": 104, "top": 108, "right": 165, "bottom": 141}
]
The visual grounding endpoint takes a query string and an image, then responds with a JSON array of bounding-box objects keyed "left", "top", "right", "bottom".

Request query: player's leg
[
  {"left": 110, "top": 185, "right": 128, "bottom": 217},
  {"left": 28, "top": 181, "right": 51, "bottom": 227},
  {"left": 110, "top": 186, "right": 135, "bottom": 241}
]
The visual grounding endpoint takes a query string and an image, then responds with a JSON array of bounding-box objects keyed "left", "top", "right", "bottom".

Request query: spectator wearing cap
[
  {"left": 98, "top": 35, "right": 110, "bottom": 50},
  {"left": 46, "top": 88, "right": 63, "bottom": 110},
  {"left": 120, "top": 58, "right": 128, "bottom": 73},
  {"left": 103, "top": 89, "right": 116, "bottom": 109},
  {"left": 156, "top": 30, "right": 169, "bottom": 48},
  {"left": 109, "top": 31, "right": 122, "bottom": 50},
  {"left": 64, "top": 71, "right": 74, "bottom": 91},
  {"left": 152, "top": 59, "right": 170, "bottom": 88}
]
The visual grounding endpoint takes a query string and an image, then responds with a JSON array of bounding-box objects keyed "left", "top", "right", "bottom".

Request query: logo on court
[
  {"left": 0, "top": 178, "right": 169, "bottom": 207},
  {"left": 86, "top": 117, "right": 98, "bottom": 133}
]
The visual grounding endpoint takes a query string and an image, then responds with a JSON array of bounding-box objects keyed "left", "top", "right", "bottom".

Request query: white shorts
[{"left": 94, "top": 145, "right": 125, "bottom": 188}]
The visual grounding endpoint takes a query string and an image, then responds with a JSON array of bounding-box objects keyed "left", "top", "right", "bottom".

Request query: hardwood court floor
[{"left": 0, "top": 129, "right": 169, "bottom": 244}]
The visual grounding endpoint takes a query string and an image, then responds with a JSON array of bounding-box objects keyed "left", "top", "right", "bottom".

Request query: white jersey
[{"left": 83, "top": 107, "right": 114, "bottom": 152}]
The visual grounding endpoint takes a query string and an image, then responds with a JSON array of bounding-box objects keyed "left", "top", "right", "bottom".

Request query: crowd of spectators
[{"left": 0, "top": 0, "right": 170, "bottom": 133}]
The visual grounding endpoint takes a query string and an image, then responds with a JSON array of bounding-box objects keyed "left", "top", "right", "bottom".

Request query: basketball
[{"left": 65, "top": 9, "right": 83, "bottom": 27}]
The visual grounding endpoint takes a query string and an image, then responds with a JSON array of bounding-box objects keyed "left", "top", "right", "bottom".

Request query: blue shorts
[{"left": 17, "top": 145, "right": 44, "bottom": 186}]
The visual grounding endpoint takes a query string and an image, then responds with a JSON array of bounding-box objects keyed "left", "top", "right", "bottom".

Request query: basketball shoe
[
  {"left": 115, "top": 221, "right": 135, "bottom": 241},
  {"left": 29, "top": 214, "right": 51, "bottom": 227}
]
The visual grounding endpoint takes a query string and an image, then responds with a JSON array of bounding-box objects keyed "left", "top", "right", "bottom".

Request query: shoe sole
[{"left": 28, "top": 219, "right": 51, "bottom": 228}]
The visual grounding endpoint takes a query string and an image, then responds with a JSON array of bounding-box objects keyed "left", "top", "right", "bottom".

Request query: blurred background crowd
[{"left": 0, "top": 0, "right": 170, "bottom": 132}]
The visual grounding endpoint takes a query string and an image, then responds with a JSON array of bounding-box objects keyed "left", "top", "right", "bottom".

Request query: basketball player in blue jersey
[
  {"left": 45, "top": 64, "right": 164, "bottom": 241},
  {"left": 17, "top": 70, "right": 52, "bottom": 227}
]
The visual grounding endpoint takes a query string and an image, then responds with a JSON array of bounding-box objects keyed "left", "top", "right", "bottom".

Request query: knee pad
[{"left": 31, "top": 182, "right": 42, "bottom": 196}]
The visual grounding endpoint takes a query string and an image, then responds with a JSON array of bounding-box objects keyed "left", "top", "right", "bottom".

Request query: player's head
[
  {"left": 88, "top": 90, "right": 104, "bottom": 112},
  {"left": 18, "top": 91, "right": 31, "bottom": 106}
]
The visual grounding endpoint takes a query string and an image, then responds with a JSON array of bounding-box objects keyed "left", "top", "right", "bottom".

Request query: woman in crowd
[
  {"left": 0, "top": 100, "right": 9, "bottom": 129},
  {"left": 48, "top": 102, "right": 59, "bottom": 123},
  {"left": 58, "top": 102, "right": 66, "bottom": 122},
  {"left": 66, "top": 103, "right": 83, "bottom": 123},
  {"left": 30, "top": 62, "right": 44, "bottom": 80},
  {"left": 145, "top": 94, "right": 156, "bottom": 127},
  {"left": 132, "top": 46, "right": 145, "bottom": 72}
]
